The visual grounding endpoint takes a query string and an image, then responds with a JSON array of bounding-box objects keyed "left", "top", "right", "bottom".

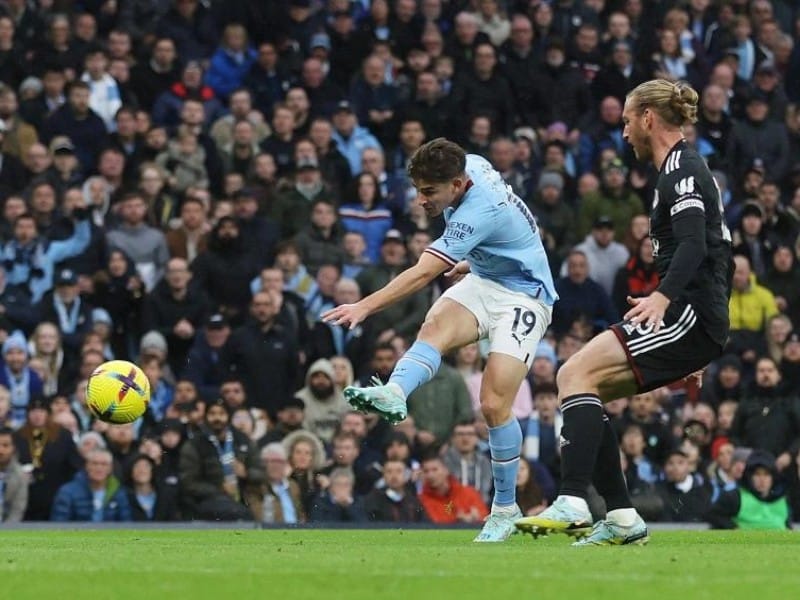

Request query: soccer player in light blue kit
[{"left": 323, "top": 138, "right": 558, "bottom": 541}]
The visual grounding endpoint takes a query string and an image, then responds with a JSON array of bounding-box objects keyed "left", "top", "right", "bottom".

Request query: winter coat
[
  {"left": 105, "top": 224, "right": 170, "bottom": 292},
  {"left": 364, "top": 488, "right": 428, "bottom": 523},
  {"left": 728, "top": 273, "right": 778, "bottom": 332},
  {"left": 40, "top": 106, "right": 107, "bottom": 171},
  {"left": 727, "top": 117, "right": 791, "bottom": 183},
  {"left": 294, "top": 223, "right": 348, "bottom": 275},
  {"left": 127, "top": 484, "right": 180, "bottom": 522},
  {"left": 612, "top": 256, "right": 660, "bottom": 317},
  {"left": 2, "top": 217, "right": 91, "bottom": 302},
  {"left": 552, "top": 275, "right": 619, "bottom": 335},
  {"left": 309, "top": 492, "right": 368, "bottom": 523},
  {"left": 406, "top": 364, "right": 473, "bottom": 444},
  {"left": 182, "top": 333, "right": 228, "bottom": 402},
  {"left": 178, "top": 426, "right": 264, "bottom": 513},
  {"left": 205, "top": 46, "right": 257, "bottom": 100},
  {"left": 331, "top": 126, "right": 382, "bottom": 175},
  {"left": 730, "top": 384, "right": 800, "bottom": 458},
  {"left": 577, "top": 188, "right": 645, "bottom": 241},
  {"left": 245, "top": 479, "right": 306, "bottom": 524},
  {"left": 0, "top": 458, "right": 28, "bottom": 522},
  {"left": 156, "top": 141, "right": 209, "bottom": 195},
  {"left": 51, "top": 471, "right": 131, "bottom": 522}
]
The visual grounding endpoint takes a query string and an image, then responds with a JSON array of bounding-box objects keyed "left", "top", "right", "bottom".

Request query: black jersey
[{"left": 649, "top": 140, "right": 733, "bottom": 346}]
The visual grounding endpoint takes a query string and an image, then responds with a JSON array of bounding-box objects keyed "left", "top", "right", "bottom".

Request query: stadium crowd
[{"left": 0, "top": 0, "right": 799, "bottom": 529}]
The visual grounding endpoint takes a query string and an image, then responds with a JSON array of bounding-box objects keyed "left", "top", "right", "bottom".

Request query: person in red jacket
[{"left": 418, "top": 454, "right": 488, "bottom": 525}]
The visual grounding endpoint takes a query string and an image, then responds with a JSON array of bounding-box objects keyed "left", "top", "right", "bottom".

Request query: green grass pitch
[{"left": 1, "top": 530, "right": 798, "bottom": 600}]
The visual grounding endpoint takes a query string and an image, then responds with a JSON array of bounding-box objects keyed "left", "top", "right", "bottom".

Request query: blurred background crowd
[{"left": 0, "top": 0, "right": 799, "bottom": 529}]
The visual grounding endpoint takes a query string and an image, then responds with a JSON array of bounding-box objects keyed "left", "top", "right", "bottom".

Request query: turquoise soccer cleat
[
  {"left": 473, "top": 506, "right": 523, "bottom": 543},
  {"left": 514, "top": 497, "right": 593, "bottom": 538},
  {"left": 571, "top": 516, "right": 650, "bottom": 547},
  {"left": 343, "top": 377, "right": 408, "bottom": 425}
]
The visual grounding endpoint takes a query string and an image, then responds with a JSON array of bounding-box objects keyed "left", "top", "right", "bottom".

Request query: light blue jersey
[{"left": 425, "top": 154, "right": 558, "bottom": 305}]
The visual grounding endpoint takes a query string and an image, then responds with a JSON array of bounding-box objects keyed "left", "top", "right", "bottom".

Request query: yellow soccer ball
[{"left": 86, "top": 360, "right": 151, "bottom": 424}]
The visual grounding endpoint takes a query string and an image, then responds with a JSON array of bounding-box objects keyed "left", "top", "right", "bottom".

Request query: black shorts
[{"left": 610, "top": 300, "right": 723, "bottom": 393}]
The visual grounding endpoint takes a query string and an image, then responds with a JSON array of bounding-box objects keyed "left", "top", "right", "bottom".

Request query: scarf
[
  {"left": 523, "top": 410, "right": 563, "bottom": 461},
  {"left": 6, "top": 366, "right": 30, "bottom": 424},
  {"left": 54, "top": 294, "right": 81, "bottom": 334},
  {"left": 209, "top": 428, "right": 238, "bottom": 501}
]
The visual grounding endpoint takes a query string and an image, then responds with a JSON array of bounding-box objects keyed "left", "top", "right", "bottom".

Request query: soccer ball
[{"left": 86, "top": 360, "right": 151, "bottom": 424}]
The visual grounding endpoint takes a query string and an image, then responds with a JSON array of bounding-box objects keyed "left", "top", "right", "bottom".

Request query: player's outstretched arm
[{"left": 322, "top": 252, "right": 452, "bottom": 329}]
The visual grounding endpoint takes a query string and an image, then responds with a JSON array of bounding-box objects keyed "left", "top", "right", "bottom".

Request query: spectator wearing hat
[
  {"left": 271, "top": 155, "right": 336, "bottom": 240},
  {"left": 205, "top": 23, "right": 256, "bottom": 102},
  {"left": 752, "top": 61, "right": 789, "bottom": 124},
  {"left": 37, "top": 265, "right": 95, "bottom": 359},
  {"left": 552, "top": 249, "right": 618, "bottom": 336},
  {"left": 183, "top": 313, "right": 231, "bottom": 402},
  {"left": 0, "top": 117, "right": 25, "bottom": 199},
  {"left": 42, "top": 137, "right": 83, "bottom": 195},
  {"left": 530, "top": 170, "right": 576, "bottom": 275},
  {"left": 0, "top": 331, "right": 44, "bottom": 424},
  {"left": 731, "top": 356, "right": 800, "bottom": 469},
  {"left": 566, "top": 215, "right": 630, "bottom": 297},
  {"left": 51, "top": 447, "right": 131, "bottom": 522},
  {"left": 179, "top": 398, "right": 261, "bottom": 521},
  {"left": 727, "top": 88, "right": 791, "bottom": 183},
  {"left": 355, "top": 230, "right": 429, "bottom": 341},
  {"left": 190, "top": 217, "right": 260, "bottom": 327},
  {"left": 13, "top": 395, "right": 82, "bottom": 520},
  {"left": 106, "top": 192, "right": 169, "bottom": 292},
  {"left": 330, "top": 100, "right": 382, "bottom": 176},
  {"left": 142, "top": 257, "right": 210, "bottom": 376},
  {"left": 155, "top": 0, "right": 219, "bottom": 63},
  {"left": 0, "top": 426, "right": 27, "bottom": 522},
  {"left": 708, "top": 449, "right": 792, "bottom": 530},
  {"left": 577, "top": 157, "right": 644, "bottom": 240}
]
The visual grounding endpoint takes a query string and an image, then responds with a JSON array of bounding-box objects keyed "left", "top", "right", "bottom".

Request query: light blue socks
[
  {"left": 489, "top": 417, "right": 523, "bottom": 507},
  {"left": 388, "top": 340, "right": 441, "bottom": 398}
]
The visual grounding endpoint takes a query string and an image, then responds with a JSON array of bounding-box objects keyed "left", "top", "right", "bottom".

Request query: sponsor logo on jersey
[{"left": 674, "top": 175, "right": 695, "bottom": 195}]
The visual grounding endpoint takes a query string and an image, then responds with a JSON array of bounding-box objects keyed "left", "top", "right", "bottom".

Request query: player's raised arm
[{"left": 321, "top": 251, "right": 452, "bottom": 329}]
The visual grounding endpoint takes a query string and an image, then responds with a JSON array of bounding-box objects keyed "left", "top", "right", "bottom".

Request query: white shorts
[{"left": 440, "top": 274, "right": 552, "bottom": 367}]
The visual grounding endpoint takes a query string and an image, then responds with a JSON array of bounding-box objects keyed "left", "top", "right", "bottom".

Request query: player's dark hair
[
  {"left": 628, "top": 79, "right": 699, "bottom": 126},
  {"left": 408, "top": 137, "right": 466, "bottom": 183}
]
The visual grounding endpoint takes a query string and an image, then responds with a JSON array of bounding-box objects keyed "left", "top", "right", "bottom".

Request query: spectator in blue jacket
[
  {"left": 205, "top": 23, "right": 257, "bottom": 102},
  {"left": 338, "top": 173, "right": 394, "bottom": 263},
  {"left": 330, "top": 101, "right": 382, "bottom": 175},
  {"left": 51, "top": 448, "right": 131, "bottom": 522},
  {"left": 2, "top": 208, "right": 90, "bottom": 304}
]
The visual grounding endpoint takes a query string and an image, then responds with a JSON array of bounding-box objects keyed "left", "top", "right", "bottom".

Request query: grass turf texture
[{"left": 1, "top": 530, "right": 798, "bottom": 600}]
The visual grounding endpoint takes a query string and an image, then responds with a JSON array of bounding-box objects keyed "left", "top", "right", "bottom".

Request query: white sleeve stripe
[
  {"left": 670, "top": 198, "right": 705, "bottom": 216},
  {"left": 424, "top": 247, "right": 458, "bottom": 266}
]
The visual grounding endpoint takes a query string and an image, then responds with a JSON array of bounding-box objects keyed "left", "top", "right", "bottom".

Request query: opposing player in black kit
[{"left": 516, "top": 79, "right": 733, "bottom": 545}]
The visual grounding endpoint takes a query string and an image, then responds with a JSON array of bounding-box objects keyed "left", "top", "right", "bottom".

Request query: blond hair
[{"left": 628, "top": 79, "right": 699, "bottom": 127}]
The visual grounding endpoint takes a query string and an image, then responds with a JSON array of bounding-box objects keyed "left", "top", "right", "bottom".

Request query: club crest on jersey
[{"left": 674, "top": 176, "right": 695, "bottom": 196}]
